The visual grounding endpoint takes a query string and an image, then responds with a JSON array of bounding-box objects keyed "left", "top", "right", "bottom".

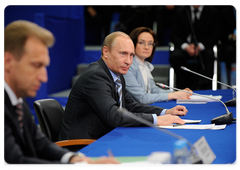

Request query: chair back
[{"left": 34, "top": 99, "right": 64, "bottom": 142}]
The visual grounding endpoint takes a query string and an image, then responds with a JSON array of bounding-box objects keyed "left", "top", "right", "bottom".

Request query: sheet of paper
[
  {"left": 177, "top": 101, "right": 207, "bottom": 104},
  {"left": 182, "top": 119, "right": 201, "bottom": 123},
  {"left": 177, "top": 95, "right": 222, "bottom": 104},
  {"left": 210, "top": 124, "right": 227, "bottom": 130},
  {"left": 158, "top": 124, "right": 226, "bottom": 130}
]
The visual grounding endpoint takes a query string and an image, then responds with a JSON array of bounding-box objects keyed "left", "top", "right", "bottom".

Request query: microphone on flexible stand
[
  {"left": 156, "top": 83, "right": 235, "bottom": 125},
  {"left": 118, "top": 107, "right": 203, "bottom": 164},
  {"left": 181, "top": 66, "right": 236, "bottom": 106}
]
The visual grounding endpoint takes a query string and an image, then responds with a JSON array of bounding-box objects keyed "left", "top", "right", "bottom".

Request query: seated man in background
[
  {"left": 59, "top": 31, "right": 188, "bottom": 141},
  {"left": 219, "top": 6, "right": 236, "bottom": 85},
  {"left": 4, "top": 20, "right": 118, "bottom": 164},
  {"left": 169, "top": 5, "right": 220, "bottom": 90}
]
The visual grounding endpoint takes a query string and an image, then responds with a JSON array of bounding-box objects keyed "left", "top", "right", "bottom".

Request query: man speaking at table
[{"left": 59, "top": 31, "right": 188, "bottom": 140}]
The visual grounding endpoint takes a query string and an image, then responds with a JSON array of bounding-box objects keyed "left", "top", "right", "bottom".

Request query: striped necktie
[
  {"left": 115, "top": 78, "right": 122, "bottom": 108},
  {"left": 15, "top": 103, "right": 24, "bottom": 133}
]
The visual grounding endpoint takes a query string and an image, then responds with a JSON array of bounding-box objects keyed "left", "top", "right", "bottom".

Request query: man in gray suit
[{"left": 59, "top": 31, "right": 187, "bottom": 140}]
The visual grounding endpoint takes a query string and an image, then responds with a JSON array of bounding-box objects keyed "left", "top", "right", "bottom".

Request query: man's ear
[
  {"left": 102, "top": 46, "right": 109, "bottom": 59},
  {"left": 4, "top": 52, "right": 14, "bottom": 72}
]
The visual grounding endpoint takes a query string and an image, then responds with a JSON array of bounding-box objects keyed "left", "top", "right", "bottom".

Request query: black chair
[{"left": 34, "top": 98, "right": 95, "bottom": 151}]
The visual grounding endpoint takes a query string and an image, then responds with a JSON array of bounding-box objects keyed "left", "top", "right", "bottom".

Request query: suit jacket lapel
[
  {"left": 5, "top": 91, "right": 26, "bottom": 145},
  {"left": 97, "top": 58, "right": 121, "bottom": 107}
]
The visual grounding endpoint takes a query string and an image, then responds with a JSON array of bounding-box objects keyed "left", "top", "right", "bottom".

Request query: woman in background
[{"left": 123, "top": 27, "right": 192, "bottom": 104}]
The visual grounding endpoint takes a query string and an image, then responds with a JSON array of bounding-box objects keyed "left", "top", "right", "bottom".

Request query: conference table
[{"left": 79, "top": 89, "right": 236, "bottom": 164}]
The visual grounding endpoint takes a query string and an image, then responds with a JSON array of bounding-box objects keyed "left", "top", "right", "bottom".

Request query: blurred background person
[
  {"left": 85, "top": 6, "right": 114, "bottom": 45},
  {"left": 169, "top": 5, "right": 221, "bottom": 90},
  {"left": 123, "top": 27, "right": 192, "bottom": 104},
  {"left": 155, "top": 5, "right": 179, "bottom": 46},
  {"left": 218, "top": 6, "right": 236, "bottom": 86},
  {"left": 118, "top": 6, "right": 156, "bottom": 34}
]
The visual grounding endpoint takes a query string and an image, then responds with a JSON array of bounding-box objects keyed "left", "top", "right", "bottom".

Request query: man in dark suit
[
  {"left": 169, "top": 5, "right": 220, "bottom": 90},
  {"left": 59, "top": 31, "right": 188, "bottom": 140},
  {"left": 4, "top": 20, "right": 118, "bottom": 164},
  {"left": 219, "top": 6, "right": 236, "bottom": 85}
]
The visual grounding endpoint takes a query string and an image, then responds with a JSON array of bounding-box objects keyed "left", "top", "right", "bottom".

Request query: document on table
[
  {"left": 182, "top": 119, "right": 201, "bottom": 123},
  {"left": 158, "top": 124, "right": 226, "bottom": 130},
  {"left": 177, "top": 95, "right": 222, "bottom": 104}
]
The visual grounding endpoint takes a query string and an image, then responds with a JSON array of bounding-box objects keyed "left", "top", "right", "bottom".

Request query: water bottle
[{"left": 172, "top": 139, "right": 191, "bottom": 164}]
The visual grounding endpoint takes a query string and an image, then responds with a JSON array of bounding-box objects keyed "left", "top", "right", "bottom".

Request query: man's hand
[
  {"left": 157, "top": 114, "right": 185, "bottom": 126},
  {"left": 185, "top": 44, "right": 201, "bottom": 57},
  {"left": 165, "top": 105, "right": 188, "bottom": 116}
]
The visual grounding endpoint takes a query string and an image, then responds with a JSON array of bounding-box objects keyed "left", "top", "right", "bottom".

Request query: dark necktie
[
  {"left": 191, "top": 8, "right": 199, "bottom": 44},
  {"left": 194, "top": 9, "right": 199, "bottom": 21},
  {"left": 115, "top": 78, "right": 122, "bottom": 108},
  {"left": 193, "top": 9, "right": 199, "bottom": 29},
  {"left": 16, "top": 103, "right": 24, "bottom": 133}
]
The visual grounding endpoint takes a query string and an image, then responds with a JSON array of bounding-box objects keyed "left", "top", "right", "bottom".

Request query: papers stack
[
  {"left": 177, "top": 95, "right": 222, "bottom": 104},
  {"left": 158, "top": 124, "right": 226, "bottom": 130},
  {"left": 158, "top": 119, "right": 226, "bottom": 130}
]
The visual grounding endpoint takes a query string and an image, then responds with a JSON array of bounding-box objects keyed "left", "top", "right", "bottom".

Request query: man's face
[
  {"left": 7, "top": 36, "right": 50, "bottom": 98},
  {"left": 103, "top": 36, "right": 135, "bottom": 75}
]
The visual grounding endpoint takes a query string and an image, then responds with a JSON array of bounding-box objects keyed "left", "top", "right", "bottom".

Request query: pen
[
  {"left": 107, "top": 149, "right": 114, "bottom": 157},
  {"left": 173, "top": 124, "right": 184, "bottom": 127}
]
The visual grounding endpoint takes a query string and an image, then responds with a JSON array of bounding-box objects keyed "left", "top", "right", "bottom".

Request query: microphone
[
  {"left": 156, "top": 83, "right": 235, "bottom": 125},
  {"left": 181, "top": 66, "right": 236, "bottom": 106},
  {"left": 118, "top": 107, "right": 203, "bottom": 164}
]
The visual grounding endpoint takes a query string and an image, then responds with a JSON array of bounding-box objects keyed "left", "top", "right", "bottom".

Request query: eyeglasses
[{"left": 137, "top": 41, "right": 155, "bottom": 47}]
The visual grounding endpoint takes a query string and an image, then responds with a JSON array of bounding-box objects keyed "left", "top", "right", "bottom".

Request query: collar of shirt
[
  {"left": 135, "top": 55, "right": 145, "bottom": 67},
  {"left": 4, "top": 81, "right": 23, "bottom": 106},
  {"left": 104, "top": 63, "right": 119, "bottom": 83},
  {"left": 134, "top": 56, "right": 154, "bottom": 72},
  {"left": 190, "top": 5, "right": 204, "bottom": 21},
  {"left": 134, "top": 56, "right": 154, "bottom": 79}
]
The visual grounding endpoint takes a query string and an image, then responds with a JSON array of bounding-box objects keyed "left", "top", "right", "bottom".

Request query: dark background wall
[
  {"left": 5, "top": 5, "right": 87, "bottom": 117},
  {"left": 5, "top": 5, "right": 85, "bottom": 100}
]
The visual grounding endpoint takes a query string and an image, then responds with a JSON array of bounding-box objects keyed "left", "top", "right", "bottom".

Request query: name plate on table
[{"left": 193, "top": 136, "right": 216, "bottom": 164}]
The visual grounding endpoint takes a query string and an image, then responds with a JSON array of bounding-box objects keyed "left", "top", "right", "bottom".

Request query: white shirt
[
  {"left": 181, "top": 6, "right": 205, "bottom": 51},
  {"left": 135, "top": 56, "right": 154, "bottom": 93},
  {"left": 4, "top": 81, "right": 23, "bottom": 106}
]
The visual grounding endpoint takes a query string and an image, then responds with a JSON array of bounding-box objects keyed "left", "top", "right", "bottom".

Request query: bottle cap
[{"left": 174, "top": 139, "right": 188, "bottom": 149}]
